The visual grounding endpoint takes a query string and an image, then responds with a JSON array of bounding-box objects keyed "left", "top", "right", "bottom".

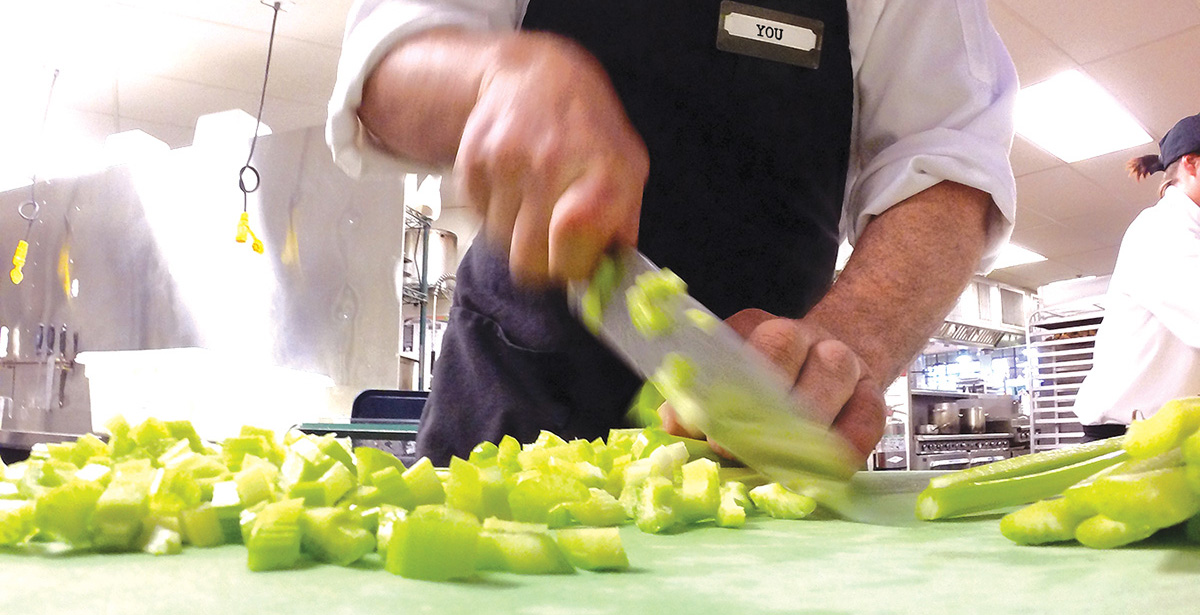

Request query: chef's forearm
[
  {"left": 805, "top": 180, "right": 994, "bottom": 387},
  {"left": 359, "top": 28, "right": 503, "bottom": 167}
]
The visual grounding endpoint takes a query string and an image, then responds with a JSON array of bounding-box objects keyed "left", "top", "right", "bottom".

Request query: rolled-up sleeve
[
  {"left": 325, "top": 0, "right": 520, "bottom": 178},
  {"left": 846, "top": 0, "right": 1018, "bottom": 272}
]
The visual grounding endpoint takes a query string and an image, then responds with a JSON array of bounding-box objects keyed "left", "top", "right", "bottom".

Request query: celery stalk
[
  {"left": 916, "top": 449, "right": 1127, "bottom": 520},
  {"left": 555, "top": 527, "right": 629, "bottom": 571},
  {"left": 999, "top": 497, "right": 1093, "bottom": 545},
  {"left": 927, "top": 436, "right": 1125, "bottom": 491},
  {"left": 1074, "top": 514, "right": 1157, "bottom": 550}
]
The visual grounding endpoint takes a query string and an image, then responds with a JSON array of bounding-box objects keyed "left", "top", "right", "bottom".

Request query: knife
[{"left": 567, "top": 248, "right": 917, "bottom": 525}]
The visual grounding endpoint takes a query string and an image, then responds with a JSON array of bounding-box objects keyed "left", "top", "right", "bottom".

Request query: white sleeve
[
  {"left": 1110, "top": 190, "right": 1200, "bottom": 348},
  {"left": 325, "top": 0, "right": 521, "bottom": 178},
  {"left": 845, "top": 0, "right": 1018, "bottom": 272}
]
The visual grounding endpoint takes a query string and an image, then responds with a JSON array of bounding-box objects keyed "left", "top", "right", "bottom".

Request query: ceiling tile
[
  {"left": 1012, "top": 206, "right": 1055, "bottom": 234},
  {"left": 1084, "top": 25, "right": 1200, "bottom": 138},
  {"left": 998, "top": 0, "right": 1200, "bottom": 64},
  {"left": 118, "top": 74, "right": 261, "bottom": 128},
  {"left": 1054, "top": 247, "right": 1121, "bottom": 278},
  {"left": 1012, "top": 220, "right": 1105, "bottom": 260},
  {"left": 1010, "top": 135, "right": 1063, "bottom": 177},
  {"left": 985, "top": 258, "right": 1084, "bottom": 293},
  {"left": 1068, "top": 146, "right": 1164, "bottom": 216},
  {"left": 117, "top": 118, "right": 196, "bottom": 150},
  {"left": 1013, "top": 165, "right": 1113, "bottom": 222},
  {"left": 113, "top": 0, "right": 355, "bottom": 48},
  {"left": 988, "top": 2, "right": 1075, "bottom": 86}
]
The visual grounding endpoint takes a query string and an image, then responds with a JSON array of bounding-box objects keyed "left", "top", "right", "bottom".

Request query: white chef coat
[
  {"left": 1072, "top": 186, "right": 1200, "bottom": 425},
  {"left": 325, "top": 0, "right": 1018, "bottom": 270}
]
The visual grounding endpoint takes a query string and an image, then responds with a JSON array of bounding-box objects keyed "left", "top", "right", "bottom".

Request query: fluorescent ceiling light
[
  {"left": 992, "top": 242, "right": 1046, "bottom": 270},
  {"left": 836, "top": 240, "right": 1044, "bottom": 272},
  {"left": 193, "top": 109, "right": 272, "bottom": 150},
  {"left": 1015, "top": 69, "right": 1151, "bottom": 163}
]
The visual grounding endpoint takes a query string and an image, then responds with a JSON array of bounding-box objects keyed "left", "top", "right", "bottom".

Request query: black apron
[{"left": 416, "top": 0, "right": 854, "bottom": 465}]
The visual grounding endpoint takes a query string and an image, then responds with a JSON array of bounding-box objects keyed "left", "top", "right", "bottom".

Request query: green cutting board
[{"left": 4, "top": 473, "right": 1199, "bottom": 614}]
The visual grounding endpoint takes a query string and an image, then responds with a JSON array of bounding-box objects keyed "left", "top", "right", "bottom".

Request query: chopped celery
[
  {"left": 0, "top": 500, "right": 36, "bottom": 546},
  {"left": 402, "top": 457, "right": 446, "bottom": 506},
  {"left": 497, "top": 435, "right": 522, "bottom": 476},
  {"left": 468, "top": 441, "right": 500, "bottom": 467},
  {"left": 444, "top": 456, "right": 484, "bottom": 518},
  {"left": 749, "top": 483, "right": 816, "bottom": 520},
  {"left": 181, "top": 503, "right": 224, "bottom": 548},
  {"left": 1074, "top": 514, "right": 1157, "bottom": 550},
  {"left": 565, "top": 488, "right": 628, "bottom": 527},
  {"left": 581, "top": 255, "right": 620, "bottom": 334},
  {"left": 477, "top": 518, "right": 573, "bottom": 575},
  {"left": 508, "top": 471, "right": 589, "bottom": 524},
  {"left": 355, "top": 446, "right": 406, "bottom": 482},
  {"left": 384, "top": 504, "right": 480, "bottom": 581},
  {"left": 716, "top": 483, "right": 748, "bottom": 528},
  {"left": 915, "top": 449, "right": 1127, "bottom": 520},
  {"left": 34, "top": 480, "right": 105, "bottom": 546},
  {"left": 234, "top": 461, "right": 278, "bottom": 508},
  {"left": 92, "top": 477, "right": 150, "bottom": 551},
  {"left": 246, "top": 499, "right": 304, "bottom": 571},
  {"left": 999, "top": 497, "right": 1093, "bottom": 545},
  {"left": 141, "top": 525, "right": 183, "bottom": 556},
  {"left": 370, "top": 466, "right": 417, "bottom": 509},
  {"left": 626, "top": 268, "right": 686, "bottom": 338},
  {"left": 1187, "top": 515, "right": 1200, "bottom": 544},
  {"left": 555, "top": 527, "right": 629, "bottom": 571},
  {"left": 633, "top": 476, "right": 677, "bottom": 534},
  {"left": 677, "top": 458, "right": 720, "bottom": 524},
  {"left": 300, "top": 507, "right": 375, "bottom": 566}
]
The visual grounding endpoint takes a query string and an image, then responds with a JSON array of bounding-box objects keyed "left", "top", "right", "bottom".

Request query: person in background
[
  {"left": 326, "top": 1, "right": 1019, "bottom": 466},
  {"left": 1072, "top": 112, "right": 1200, "bottom": 442}
]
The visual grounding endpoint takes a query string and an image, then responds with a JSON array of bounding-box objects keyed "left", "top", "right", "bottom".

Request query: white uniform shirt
[
  {"left": 325, "top": 0, "right": 1018, "bottom": 269},
  {"left": 1071, "top": 186, "right": 1200, "bottom": 425}
]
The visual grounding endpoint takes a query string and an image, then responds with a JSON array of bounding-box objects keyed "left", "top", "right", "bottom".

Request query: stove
[{"left": 910, "top": 429, "right": 1030, "bottom": 471}]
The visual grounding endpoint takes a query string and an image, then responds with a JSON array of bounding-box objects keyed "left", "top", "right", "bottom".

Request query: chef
[
  {"left": 326, "top": 0, "right": 1018, "bottom": 466},
  {"left": 1072, "top": 112, "right": 1200, "bottom": 441}
]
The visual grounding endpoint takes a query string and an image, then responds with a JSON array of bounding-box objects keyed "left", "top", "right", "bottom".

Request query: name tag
[{"left": 716, "top": 1, "right": 824, "bottom": 69}]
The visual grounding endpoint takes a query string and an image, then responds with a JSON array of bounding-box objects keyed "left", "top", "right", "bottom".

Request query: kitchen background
[{"left": 2, "top": 0, "right": 1198, "bottom": 467}]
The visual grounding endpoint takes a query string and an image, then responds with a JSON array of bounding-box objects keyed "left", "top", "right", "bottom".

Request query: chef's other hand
[
  {"left": 455, "top": 33, "right": 648, "bottom": 285},
  {"left": 659, "top": 308, "right": 886, "bottom": 463}
]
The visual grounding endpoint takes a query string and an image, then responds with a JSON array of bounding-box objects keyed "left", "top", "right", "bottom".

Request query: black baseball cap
[{"left": 1158, "top": 112, "right": 1200, "bottom": 169}]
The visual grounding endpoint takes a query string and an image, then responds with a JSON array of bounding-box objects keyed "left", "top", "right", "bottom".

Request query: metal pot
[
  {"left": 931, "top": 402, "right": 959, "bottom": 434},
  {"left": 961, "top": 404, "right": 986, "bottom": 434}
]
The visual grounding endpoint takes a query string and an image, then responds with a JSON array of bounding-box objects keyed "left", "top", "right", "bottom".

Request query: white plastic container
[{"left": 76, "top": 347, "right": 334, "bottom": 441}]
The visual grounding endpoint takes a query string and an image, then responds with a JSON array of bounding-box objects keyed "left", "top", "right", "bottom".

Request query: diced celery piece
[
  {"left": 477, "top": 518, "right": 573, "bottom": 575},
  {"left": 684, "top": 308, "right": 719, "bottom": 333},
  {"left": 566, "top": 488, "right": 628, "bottom": 527},
  {"left": 141, "top": 525, "right": 183, "bottom": 556},
  {"left": 235, "top": 462, "right": 278, "bottom": 508},
  {"left": 70, "top": 434, "right": 109, "bottom": 468},
  {"left": 1074, "top": 514, "right": 1157, "bottom": 550},
  {"left": 580, "top": 255, "right": 620, "bottom": 334},
  {"left": 497, "top": 435, "right": 522, "bottom": 476},
  {"left": 555, "top": 527, "right": 629, "bottom": 571},
  {"left": 300, "top": 507, "right": 375, "bottom": 566},
  {"left": 749, "top": 483, "right": 816, "bottom": 520},
  {"left": 355, "top": 447, "right": 406, "bottom": 484},
  {"left": 468, "top": 441, "right": 500, "bottom": 467},
  {"left": 246, "top": 499, "right": 305, "bottom": 571},
  {"left": 385, "top": 504, "right": 480, "bottom": 581},
  {"left": 626, "top": 268, "right": 686, "bottom": 338},
  {"left": 1123, "top": 397, "right": 1200, "bottom": 460},
  {"left": 281, "top": 436, "right": 335, "bottom": 486},
  {"left": 34, "top": 480, "right": 104, "bottom": 546},
  {"left": 39, "top": 459, "right": 79, "bottom": 488},
  {"left": 239, "top": 426, "right": 285, "bottom": 466},
  {"left": 181, "top": 503, "right": 225, "bottom": 548},
  {"left": 625, "top": 381, "right": 665, "bottom": 428},
  {"left": 166, "top": 420, "right": 206, "bottom": 453},
  {"left": 318, "top": 461, "right": 355, "bottom": 505},
  {"left": 370, "top": 466, "right": 416, "bottom": 509},
  {"left": 633, "top": 476, "right": 677, "bottom": 534},
  {"left": 74, "top": 463, "right": 113, "bottom": 485},
  {"left": 131, "top": 418, "right": 176, "bottom": 459},
  {"left": 999, "top": 497, "right": 1093, "bottom": 545},
  {"left": 221, "top": 436, "right": 271, "bottom": 472},
  {"left": 445, "top": 457, "right": 484, "bottom": 518},
  {"left": 92, "top": 477, "right": 150, "bottom": 551},
  {"left": 315, "top": 435, "right": 356, "bottom": 473},
  {"left": 508, "top": 471, "right": 589, "bottom": 524},
  {"left": 716, "top": 483, "right": 747, "bottom": 528},
  {"left": 677, "top": 458, "right": 720, "bottom": 524},
  {"left": 606, "top": 429, "right": 643, "bottom": 457},
  {"left": 287, "top": 481, "right": 327, "bottom": 507},
  {"left": 375, "top": 505, "right": 406, "bottom": 556},
  {"left": 403, "top": 457, "right": 446, "bottom": 507},
  {"left": 150, "top": 468, "right": 203, "bottom": 517},
  {"left": 0, "top": 500, "right": 36, "bottom": 546},
  {"left": 478, "top": 465, "right": 513, "bottom": 521}
]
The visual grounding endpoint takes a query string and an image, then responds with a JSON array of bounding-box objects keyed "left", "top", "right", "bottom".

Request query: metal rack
[
  {"left": 1025, "top": 308, "right": 1104, "bottom": 453},
  {"left": 399, "top": 207, "right": 432, "bottom": 390}
]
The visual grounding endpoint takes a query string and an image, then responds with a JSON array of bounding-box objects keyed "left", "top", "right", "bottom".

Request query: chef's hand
[
  {"left": 455, "top": 33, "right": 648, "bottom": 285},
  {"left": 658, "top": 308, "right": 886, "bottom": 462}
]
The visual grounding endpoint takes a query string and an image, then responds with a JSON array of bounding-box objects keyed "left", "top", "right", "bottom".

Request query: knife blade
[{"left": 568, "top": 249, "right": 918, "bottom": 525}]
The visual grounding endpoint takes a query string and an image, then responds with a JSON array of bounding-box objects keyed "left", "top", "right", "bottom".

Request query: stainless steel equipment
[
  {"left": 931, "top": 402, "right": 959, "bottom": 434},
  {"left": 910, "top": 394, "right": 1029, "bottom": 471}
]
